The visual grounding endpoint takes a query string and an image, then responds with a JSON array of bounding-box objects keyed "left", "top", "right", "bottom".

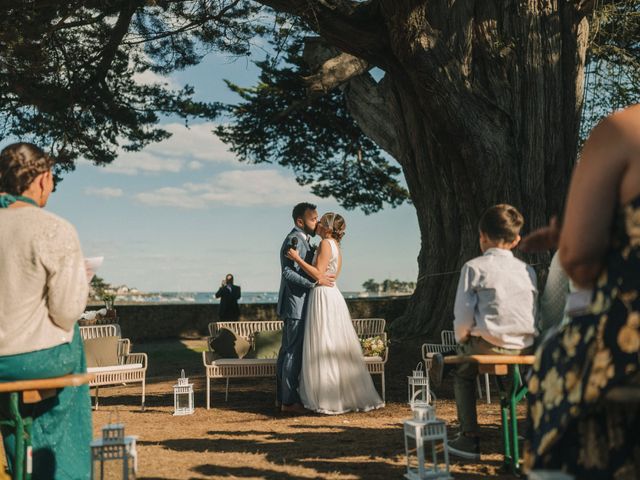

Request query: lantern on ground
[
  {"left": 173, "top": 369, "right": 194, "bottom": 415},
  {"left": 90, "top": 422, "right": 138, "bottom": 479},
  {"left": 403, "top": 405, "right": 451, "bottom": 480},
  {"left": 408, "top": 362, "right": 432, "bottom": 409}
]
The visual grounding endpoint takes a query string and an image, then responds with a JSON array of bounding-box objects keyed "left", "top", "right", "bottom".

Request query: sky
[{"left": 44, "top": 51, "right": 421, "bottom": 293}]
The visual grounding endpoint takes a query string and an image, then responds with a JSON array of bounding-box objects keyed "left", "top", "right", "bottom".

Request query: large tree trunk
[
  {"left": 264, "top": 0, "right": 592, "bottom": 338},
  {"left": 384, "top": 2, "right": 590, "bottom": 337}
]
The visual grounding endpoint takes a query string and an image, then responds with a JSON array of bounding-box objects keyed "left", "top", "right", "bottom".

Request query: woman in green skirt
[{"left": 0, "top": 143, "right": 92, "bottom": 479}]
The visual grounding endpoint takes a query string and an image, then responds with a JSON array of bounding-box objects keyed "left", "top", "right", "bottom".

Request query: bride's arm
[{"left": 286, "top": 240, "right": 331, "bottom": 282}]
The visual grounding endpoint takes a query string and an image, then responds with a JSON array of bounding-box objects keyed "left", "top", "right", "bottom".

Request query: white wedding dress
[{"left": 299, "top": 239, "right": 385, "bottom": 414}]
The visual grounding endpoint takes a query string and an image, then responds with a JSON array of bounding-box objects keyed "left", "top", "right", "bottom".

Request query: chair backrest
[
  {"left": 422, "top": 342, "right": 453, "bottom": 358},
  {"left": 209, "top": 321, "right": 284, "bottom": 341},
  {"left": 79, "top": 324, "right": 121, "bottom": 340},
  {"left": 352, "top": 318, "right": 386, "bottom": 336},
  {"left": 441, "top": 330, "right": 456, "bottom": 346},
  {"left": 208, "top": 318, "right": 386, "bottom": 341}
]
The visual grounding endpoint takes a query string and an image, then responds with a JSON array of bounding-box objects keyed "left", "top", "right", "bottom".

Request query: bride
[{"left": 286, "top": 212, "right": 384, "bottom": 414}]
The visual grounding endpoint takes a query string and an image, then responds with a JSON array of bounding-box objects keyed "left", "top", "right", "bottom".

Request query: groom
[{"left": 276, "top": 202, "right": 335, "bottom": 413}]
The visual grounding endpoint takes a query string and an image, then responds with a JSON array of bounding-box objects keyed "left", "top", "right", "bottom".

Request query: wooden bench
[
  {"left": 202, "top": 318, "right": 388, "bottom": 409},
  {"left": 444, "top": 354, "right": 535, "bottom": 474},
  {"left": 79, "top": 325, "right": 148, "bottom": 410},
  {"left": 0, "top": 373, "right": 93, "bottom": 479}
]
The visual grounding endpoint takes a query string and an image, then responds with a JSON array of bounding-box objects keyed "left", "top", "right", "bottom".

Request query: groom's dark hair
[{"left": 292, "top": 202, "right": 317, "bottom": 221}]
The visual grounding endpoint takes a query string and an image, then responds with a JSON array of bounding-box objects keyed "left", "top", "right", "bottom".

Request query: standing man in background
[{"left": 215, "top": 274, "right": 241, "bottom": 321}]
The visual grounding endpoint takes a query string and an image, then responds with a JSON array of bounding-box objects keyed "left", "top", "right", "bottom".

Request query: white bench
[
  {"left": 202, "top": 318, "right": 388, "bottom": 409},
  {"left": 79, "top": 324, "right": 148, "bottom": 410}
]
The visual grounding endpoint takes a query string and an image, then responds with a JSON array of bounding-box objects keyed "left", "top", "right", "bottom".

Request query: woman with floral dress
[{"left": 525, "top": 105, "right": 640, "bottom": 478}]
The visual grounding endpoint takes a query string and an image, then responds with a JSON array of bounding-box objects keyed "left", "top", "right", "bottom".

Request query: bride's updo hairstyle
[{"left": 320, "top": 212, "right": 346, "bottom": 243}]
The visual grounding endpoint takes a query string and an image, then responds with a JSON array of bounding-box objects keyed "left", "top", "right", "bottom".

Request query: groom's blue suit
[{"left": 276, "top": 226, "right": 316, "bottom": 405}]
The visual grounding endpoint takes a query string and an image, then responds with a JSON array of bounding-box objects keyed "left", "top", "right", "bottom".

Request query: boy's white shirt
[{"left": 453, "top": 248, "right": 538, "bottom": 350}]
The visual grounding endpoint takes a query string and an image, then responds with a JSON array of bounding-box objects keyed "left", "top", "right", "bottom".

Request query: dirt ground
[{"left": 88, "top": 338, "right": 526, "bottom": 479}]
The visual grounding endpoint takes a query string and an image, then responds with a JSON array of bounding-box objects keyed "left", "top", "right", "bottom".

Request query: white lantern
[
  {"left": 173, "top": 369, "right": 194, "bottom": 415},
  {"left": 90, "top": 423, "right": 138, "bottom": 479},
  {"left": 403, "top": 405, "right": 451, "bottom": 480},
  {"left": 408, "top": 362, "right": 433, "bottom": 409}
]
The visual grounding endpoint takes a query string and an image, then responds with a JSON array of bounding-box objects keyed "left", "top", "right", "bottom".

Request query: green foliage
[
  {"left": 0, "top": 1, "right": 262, "bottom": 171},
  {"left": 362, "top": 278, "right": 415, "bottom": 294},
  {"left": 215, "top": 36, "right": 409, "bottom": 213},
  {"left": 581, "top": 0, "right": 640, "bottom": 140}
]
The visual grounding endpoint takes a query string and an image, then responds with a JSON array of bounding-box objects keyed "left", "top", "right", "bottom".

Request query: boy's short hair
[
  {"left": 478, "top": 204, "right": 524, "bottom": 243},
  {"left": 292, "top": 202, "right": 317, "bottom": 221}
]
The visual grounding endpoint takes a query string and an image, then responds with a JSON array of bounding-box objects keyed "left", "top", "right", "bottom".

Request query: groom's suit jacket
[{"left": 277, "top": 227, "right": 316, "bottom": 320}]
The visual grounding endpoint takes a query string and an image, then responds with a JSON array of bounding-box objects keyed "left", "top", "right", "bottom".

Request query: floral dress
[{"left": 525, "top": 198, "right": 640, "bottom": 478}]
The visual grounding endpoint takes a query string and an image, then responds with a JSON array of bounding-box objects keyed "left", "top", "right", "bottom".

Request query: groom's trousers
[{"left": 276, "top": 317, "right": 305, "bottom": 405}]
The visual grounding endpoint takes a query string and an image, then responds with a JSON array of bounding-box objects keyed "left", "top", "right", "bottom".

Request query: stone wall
[{"left": 86, "top": 296, "right": 410, "bottom": 342}]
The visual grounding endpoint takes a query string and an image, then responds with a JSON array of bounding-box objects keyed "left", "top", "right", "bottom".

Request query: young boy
[{"left": 432, "top": 204, "right": 537, "bottom": 459}]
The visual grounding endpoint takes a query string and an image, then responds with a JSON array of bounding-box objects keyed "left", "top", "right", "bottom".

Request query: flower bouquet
[{"left": 360, "top": 335, "right": 387, "bottom": 357}]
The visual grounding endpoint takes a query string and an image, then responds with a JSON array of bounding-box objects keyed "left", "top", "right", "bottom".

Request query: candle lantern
[
  {"left": 173, "top": 369, "right": 194, "bottom": 416},
  {"left": 403, "top": 405, "right": 451, "bottom": 479},
  {"left": 408, "top": 362, "right": 433, "bottom": 409},
  {"left": 90, "top": 422, "right": 138, "bottom": 479}
]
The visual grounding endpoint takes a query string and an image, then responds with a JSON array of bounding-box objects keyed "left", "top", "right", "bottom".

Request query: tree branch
[
  {"left": 256, "top": 0, "right": 390, "bottom": 66},
  {"left": 302, "top": 37, "right": 369, "bottom": 93},
  {"left": 342, "top": 73, "right": 402, "bottom": 161},
  {"left": 124, "top": 0, "right": 242, "bottom": 45},
  {"left": 92, "top": 1, "right": 139, "bottom": 85}
]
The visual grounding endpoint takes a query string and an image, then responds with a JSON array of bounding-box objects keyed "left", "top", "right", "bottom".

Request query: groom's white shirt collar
[{"left": 293, "top": 226, "right": 310, "bottom": 243}]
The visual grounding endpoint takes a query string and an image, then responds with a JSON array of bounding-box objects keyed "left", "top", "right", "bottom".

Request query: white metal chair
[
  {"left": 440, "top": 329, "right": 492, "bottom": 403},
  {"left": 79, "top": 324, "right": 147, "bottom": 410}
]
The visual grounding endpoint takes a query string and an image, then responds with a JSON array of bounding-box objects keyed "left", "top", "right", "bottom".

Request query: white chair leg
[
  {"left": 476, "top": 376, "right": 483, "bottom": 399},
  {"left": 382, "top": 372, "right": 386, "bottom": 402},
  {"left": 95, "top": 386, "right": 100, "bottom": 410},
  {"left": 207, "top": 376, "right": 211, "bottom": 410},
  {"left": 141, "top": 378, "right": 146, "bottom": 411},
  {"left": 484, "top": 373, "right": 491, "bottom": 404},
  {"left": 225, "top": 378, "right": 229, "bottom": 402}
]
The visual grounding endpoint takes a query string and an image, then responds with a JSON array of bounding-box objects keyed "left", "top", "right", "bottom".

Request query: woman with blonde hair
[
  {"left": 287, "top": 212, "right": 384, "bottom": 414},
  {"left": 0, "top": 143, "right": 92, "bottom": 478}
]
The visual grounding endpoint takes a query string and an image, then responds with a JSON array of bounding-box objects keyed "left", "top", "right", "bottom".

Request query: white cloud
[
  {"left": 133, "top": 69, "right": 179, "bottom": 90},
  {"left": 83, "top": 187, "right": 124, "bottom": 198},
  {"left": 135, "top": 169, "right": 315, "bottom": 209},
  {"left": 103, "top": 122, "right": 236, "bottom": 175}
]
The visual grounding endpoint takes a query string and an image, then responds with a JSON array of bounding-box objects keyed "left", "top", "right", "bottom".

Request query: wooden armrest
[
  {"left": 0, "top": 373, "right": 94, "bottom": 404},
  {"left": 0, "top": 373, "right": 94, "bottom": 393},
  {"left": 444, "top": 355, "right": 535, "bottom": 375},
  {"left": 444, "top": 355, "right": 535, "bottom": 365}
]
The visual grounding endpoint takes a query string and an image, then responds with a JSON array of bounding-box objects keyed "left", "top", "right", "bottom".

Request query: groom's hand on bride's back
[{"left": 317, "top": 273, "right": 336, "bottom": 287}]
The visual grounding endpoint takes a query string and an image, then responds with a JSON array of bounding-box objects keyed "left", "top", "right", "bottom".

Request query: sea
[{"left": 110, "top": 291, "right": 371, "bottom": 304}]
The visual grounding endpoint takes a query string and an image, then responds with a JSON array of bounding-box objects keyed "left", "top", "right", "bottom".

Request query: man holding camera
[{"left": 215, "top": 273, "right": 241, "bottom": 321}]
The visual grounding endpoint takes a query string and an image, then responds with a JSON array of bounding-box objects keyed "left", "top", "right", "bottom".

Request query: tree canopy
[
  {"left": 0, "top": 1, "right": 262, "bottom": 174},
  {"left": 1, "top": 1, "right": 637, "bottom": 205}
]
